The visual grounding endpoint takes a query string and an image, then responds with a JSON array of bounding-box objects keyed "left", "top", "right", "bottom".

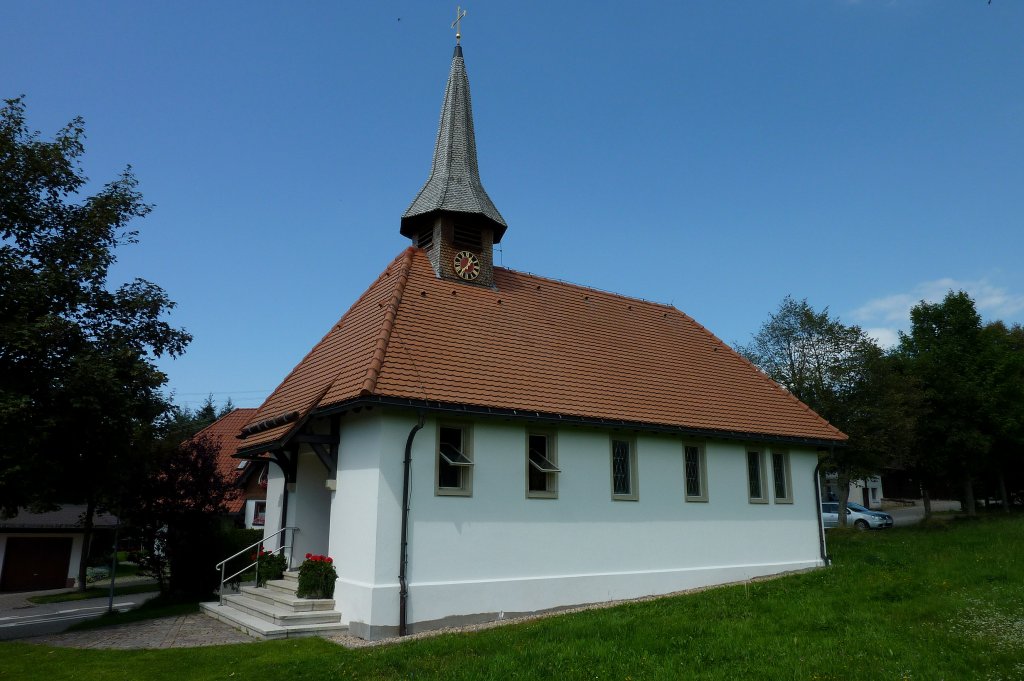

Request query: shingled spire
[{"left": 401, "top": 45, "right": 507, "bottom": 253}]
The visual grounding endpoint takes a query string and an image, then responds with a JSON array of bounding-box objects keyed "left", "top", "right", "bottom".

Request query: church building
[{"left": 211, "top": 36, "right": 846, "bottom": 640}]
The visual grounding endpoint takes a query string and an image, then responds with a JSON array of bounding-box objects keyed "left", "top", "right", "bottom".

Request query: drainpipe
[
  {"left": 814, "top": 457, "right": 830, "bottom": 566},
  {"left": 399, "top": 412, "right": 425, "bottom": 636}
]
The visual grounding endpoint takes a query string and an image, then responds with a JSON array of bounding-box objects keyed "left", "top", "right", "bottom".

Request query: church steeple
[{"left": 401, "top": 42, "right": 506, "bottom": 287}]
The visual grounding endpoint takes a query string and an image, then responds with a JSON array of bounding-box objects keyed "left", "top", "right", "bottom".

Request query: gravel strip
[{"left": 325, "top": 569, "right": 810, "bottom": 649}]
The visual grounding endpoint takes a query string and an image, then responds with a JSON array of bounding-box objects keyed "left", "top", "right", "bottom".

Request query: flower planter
[{"left": 296, "top": 553, "right": 337, "bottom": 599}]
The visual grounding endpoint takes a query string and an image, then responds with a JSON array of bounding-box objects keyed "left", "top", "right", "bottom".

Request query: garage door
[{"left": 1, "top": 537, "right": 74, "bottom": 591}]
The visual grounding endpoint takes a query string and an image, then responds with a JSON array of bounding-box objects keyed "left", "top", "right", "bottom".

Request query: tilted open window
[
  {"left": 527, "top": 431, "right": 559, "bottom": 499},
  {"left": 436, "top": 424, "right": 473, "bottom": 496}
]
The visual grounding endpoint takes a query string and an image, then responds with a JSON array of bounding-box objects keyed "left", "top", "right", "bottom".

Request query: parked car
[{"left": 820, "top": 501, "right": 894, "bottom": 530}]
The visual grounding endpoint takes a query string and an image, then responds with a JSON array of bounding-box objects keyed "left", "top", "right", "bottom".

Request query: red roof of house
[
  {"left": 238, "top": 248, "right": 845, "bottom": 454},
  {"left": 193, "top": 408, "right": 257, "bottom": 513}
]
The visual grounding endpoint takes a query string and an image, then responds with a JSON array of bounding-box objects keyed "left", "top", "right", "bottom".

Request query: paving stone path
[{"left": 23, "top": 613, "right": 254, "bottom": 649}]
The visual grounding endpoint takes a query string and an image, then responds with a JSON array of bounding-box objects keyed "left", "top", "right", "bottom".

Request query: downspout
[
  {"left": 399, "top": 412, "right": 426, "bottom": 636},
  {"left": 814, "top": 456, "right": 830, "bottom": 566}
]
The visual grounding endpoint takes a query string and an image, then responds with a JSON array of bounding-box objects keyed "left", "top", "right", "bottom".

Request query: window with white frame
[
  {"left": 683, "top": 443, "right": 708, "bottom": 502},
  {"left": 252, "top": 501, "right": 267, "bottom": 527},
  {"left": 747, "top": 449, "right": 767, "bottom": 503},
  {"left": 610, "top": 437, "right": 638, "bottom": 501},
  {"left": 771, "top": 451, "right": 792, "bottom": 503},
  {"left": 527, "top": 431, "right": 559, "bottom": 498},
  {"left": 436, "top": 424, "right": 473, "bottom": 496}
]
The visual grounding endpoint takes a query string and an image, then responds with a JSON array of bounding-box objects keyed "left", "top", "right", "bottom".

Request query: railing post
[{"left": 214, "top": 526, "right": 297, "bottom": 602}]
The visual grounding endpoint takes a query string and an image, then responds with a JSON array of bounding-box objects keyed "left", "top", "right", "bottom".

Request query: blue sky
[{"left": 3, "top": 2, "right": 1022, "bottom": 410}]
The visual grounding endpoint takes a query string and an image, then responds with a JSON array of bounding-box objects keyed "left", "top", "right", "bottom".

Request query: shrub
[
  {"left": 296, "top": 553, "right": 337, "bottom": 599},
  {"left": 254, "top": 549, "right": 287, "bottom": 587}
]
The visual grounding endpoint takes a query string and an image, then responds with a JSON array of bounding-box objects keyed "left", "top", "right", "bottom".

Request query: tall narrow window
[
  {"left": 747, "top": 450, "right": 767, "bottom": 503},
  {"left": 610, "top": 438, "right": 638, "bottom": 501},
  {"left": 771, "top": 451, "right": 792, "bottom": 503},
  {"left": 436, "top": 425, "right": 473, "bottom": 496},
  {"left": 684, "top": 444, "right": 708, "bottom": 502},
  {"left": 526, "top": 431, "right": 559, "bottom": 499}
]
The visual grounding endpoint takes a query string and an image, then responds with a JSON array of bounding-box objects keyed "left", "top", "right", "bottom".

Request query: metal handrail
[{"left": 215, "top": 526, "right": 298, "bottom": 605}]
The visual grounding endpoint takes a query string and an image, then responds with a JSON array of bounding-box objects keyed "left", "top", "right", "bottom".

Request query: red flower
[{"left": 305, "top": 553, "right": 312, "bottom": 559}]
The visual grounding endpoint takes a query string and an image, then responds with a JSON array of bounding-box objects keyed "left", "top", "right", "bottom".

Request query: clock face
[{"left": 453, "top": 250, "right": 481, "bottom": 280}]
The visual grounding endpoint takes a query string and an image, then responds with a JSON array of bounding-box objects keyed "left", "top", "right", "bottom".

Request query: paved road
[
  {"left": 0, "top": 591, "right": 159, "bottom": 640},
  {"left": 885, "top": 499, "right": 962, "bottom": 527}
]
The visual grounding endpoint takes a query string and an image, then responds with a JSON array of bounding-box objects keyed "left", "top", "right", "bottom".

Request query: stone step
[
  {"left": 240, "top": 585, "right": 336, "bottom": 612},
  {"left": 200, "top": 601, "right": 347, "bottom": 641},
  {"left": 266, "top": 577, "right": 299, "bottom": 596},
  {"left": 221, "top": 594, "right": 342, "bottom": 626}
]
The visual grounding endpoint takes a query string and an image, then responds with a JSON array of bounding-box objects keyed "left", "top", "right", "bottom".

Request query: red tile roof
[
  {"left": 239, "top": 248, "right": 845, "bottom": 453},
  {"left": 192, "top": 408, "right": 257, "bottom": 513}
]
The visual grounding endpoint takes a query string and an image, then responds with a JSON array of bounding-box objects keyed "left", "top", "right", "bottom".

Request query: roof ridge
[{"left": 359, "top": 247, "right": 415, "bottom": 397}]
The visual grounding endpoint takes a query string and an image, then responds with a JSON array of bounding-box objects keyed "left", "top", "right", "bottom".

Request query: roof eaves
[{"left": 315, "top": 396, "right": 849, "bottom": 449}]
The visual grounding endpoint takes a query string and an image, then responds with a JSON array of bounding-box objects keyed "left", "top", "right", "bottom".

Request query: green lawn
[{"left": 2, "top": 515, "right": 1022, "bottom": 680}]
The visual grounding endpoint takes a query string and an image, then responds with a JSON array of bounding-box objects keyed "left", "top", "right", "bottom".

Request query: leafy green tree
[
  {"left": 0, "top": 97, "right": 190, "bottom": 587},
  {"left": 978, "top": 321, "right": 1024, "bottom": 510},
  {"left": 899, "top": 291, "right": 989, "bottom": 516},
  {"left": 739, "top": 296, "right": 918, "bottom": 524}
]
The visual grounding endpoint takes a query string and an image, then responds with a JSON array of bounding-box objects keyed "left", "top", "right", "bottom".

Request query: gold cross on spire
[{"left": 451, "top": 6, "right": 467, "bottom": 44}]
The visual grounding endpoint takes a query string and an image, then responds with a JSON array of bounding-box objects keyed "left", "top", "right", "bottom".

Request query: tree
[
  {"left": 128, "top": 429, "right": 240, "bottom": 597},
  {"left": 978, "top": 321, "right": 1024, "bottom": 511},
  {"left": 161, "top": 394, "right": 237, "bottom": 442},
  {"left": 0, "top": 97, "right": 190, "bottom": 587},
  {"left": 739, "top": 296, "right": 918, "bottom": 525},
  {"left": 899, "top": 291, "right": 989, "bottom": 516}
]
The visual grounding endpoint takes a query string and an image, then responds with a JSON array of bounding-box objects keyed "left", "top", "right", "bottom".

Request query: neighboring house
[
  {"left": 0, "top": 506, "right": 117, "bottom": 591},
  {"left": 822, "top": 474, "right": 884, "bottom": 509},
  {"left": 218, "top": 43, "right": 848, "bottom": 640},
  {"left": 195, "top": 408, "right": 269, "bottom": 529}
]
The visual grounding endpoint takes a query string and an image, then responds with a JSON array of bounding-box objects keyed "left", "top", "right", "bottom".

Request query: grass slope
[{"left": 2, "top": 515, "right": 1022, "bottom": 680}]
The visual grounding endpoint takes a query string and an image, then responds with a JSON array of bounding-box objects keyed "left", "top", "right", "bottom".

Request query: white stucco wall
[
  {"left": 328, "top": 412, "right": 407, "bottom": 631},
  {"left": 324, "top": 410, "right": 825, "bottom": 637},
  {"left": 291, "top": 450, "right": 333, "bottom": 562},
  {"left": 823, "top": 474, "right": 884, "bottom": 509},
  {"left": 261, "top": 466, "right": 286, "bottom": 552}
]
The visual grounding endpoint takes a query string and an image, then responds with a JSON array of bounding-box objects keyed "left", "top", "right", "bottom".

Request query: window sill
[{"left": 435, "top": 488, "right": 472, "bottom": 497}]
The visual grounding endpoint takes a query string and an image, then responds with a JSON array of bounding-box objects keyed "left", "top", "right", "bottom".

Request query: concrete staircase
[{"left": 200, "top": 571, "right": 346, "bottom": 640}]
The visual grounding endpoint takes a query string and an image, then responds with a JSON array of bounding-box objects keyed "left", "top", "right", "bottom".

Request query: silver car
[{"left": 821, "top": 501, "right": 894, "bottom": 530}]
